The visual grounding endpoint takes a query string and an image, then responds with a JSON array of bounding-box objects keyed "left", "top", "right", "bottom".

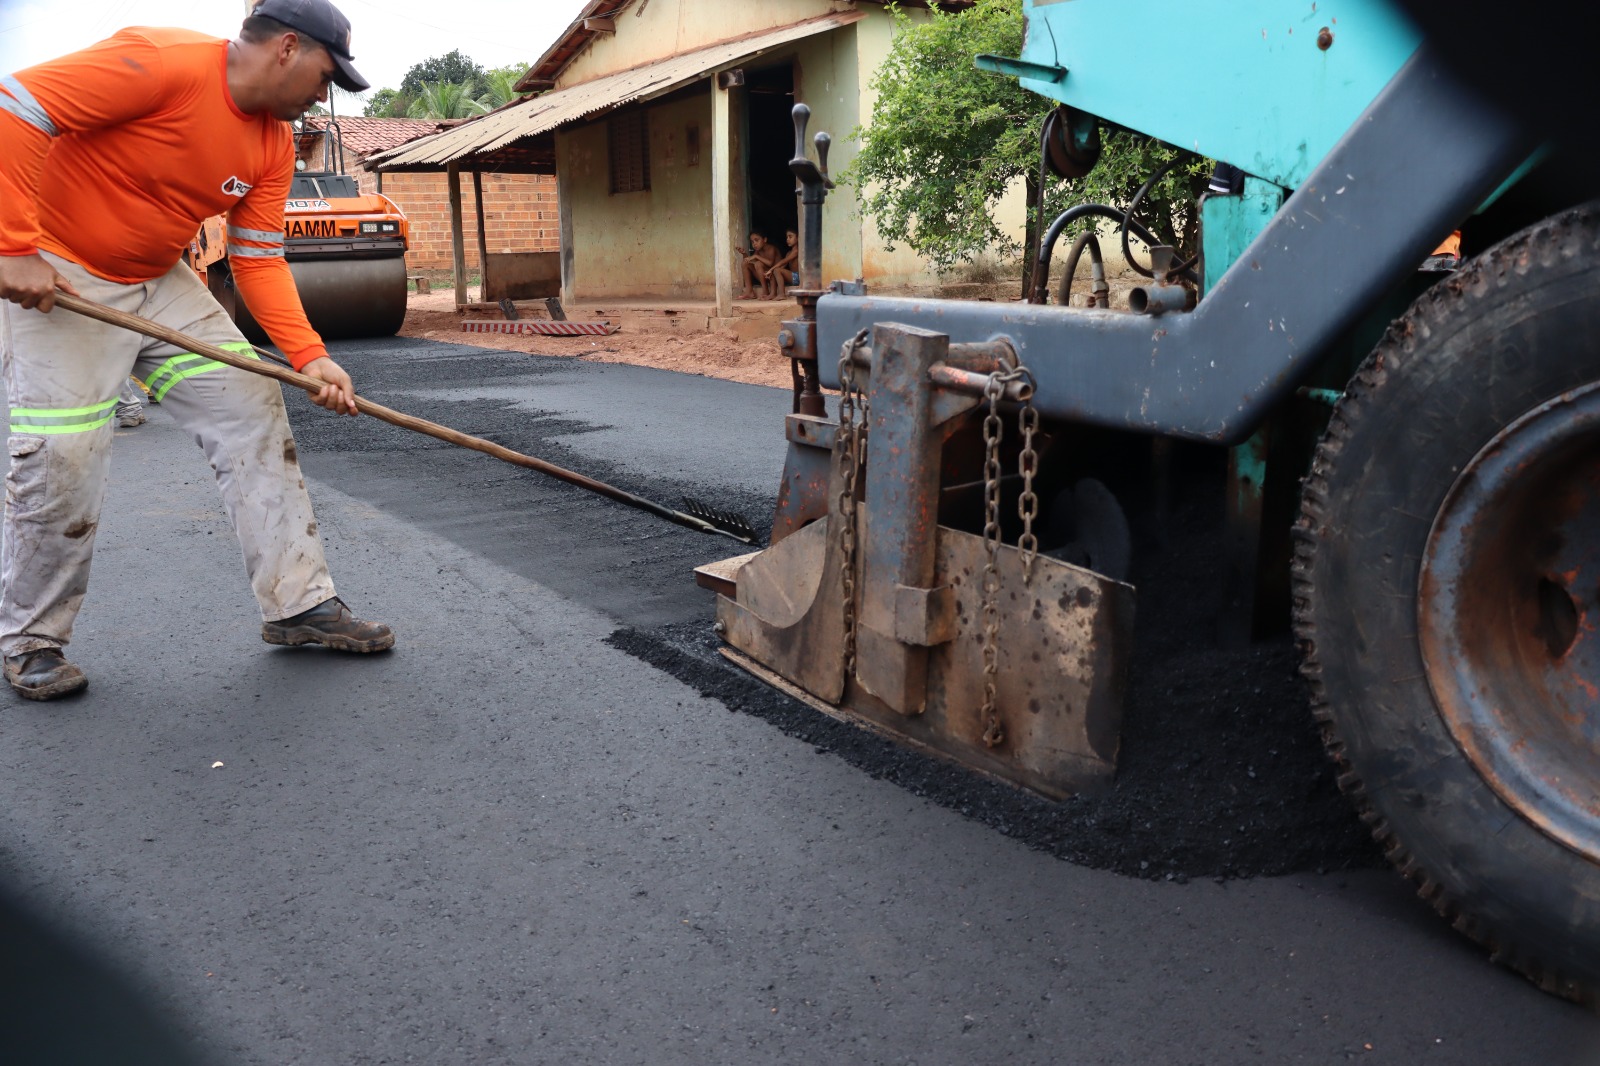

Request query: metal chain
[
  {"left": 978, "top": 361, "right": 1039, "bottom": 748},
  {"left": 836, "top": 329, "right": 870, "bottom": 681},
  {"left": 1017, "top": 391, "right": 1040, "bottom": 583},
  {"left": 979, "top": 371, "right": 1010, "bottom": 748}
]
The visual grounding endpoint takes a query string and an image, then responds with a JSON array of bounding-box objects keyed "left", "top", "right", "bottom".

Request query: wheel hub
[{"left": 1420, "top": 382, "right": 1600, "bottom": 862}]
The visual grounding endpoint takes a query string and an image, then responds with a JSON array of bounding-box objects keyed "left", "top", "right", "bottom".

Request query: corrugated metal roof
[{"left": 368, "top": 11, "right": 863, "bottom": 171}]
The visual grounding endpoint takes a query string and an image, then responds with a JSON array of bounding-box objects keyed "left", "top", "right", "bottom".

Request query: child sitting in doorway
[
  {"left": 766, "top": 229, "right": 799, "bottom": 299},
  {"left": 739, "top": 232, "right": 781, "bottom": 300}
]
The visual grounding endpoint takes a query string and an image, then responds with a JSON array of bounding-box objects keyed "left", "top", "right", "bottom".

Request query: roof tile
[{"left": 302, "top": 116, "right": 446, "bottom": 159}]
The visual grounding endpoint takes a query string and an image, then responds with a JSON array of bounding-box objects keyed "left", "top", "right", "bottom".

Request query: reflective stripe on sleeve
[
  {"left": 0, "top": 75, "right": 58, "bottom": 136},
  {"left": 226, "top": 225, "right": 283, "bottom": 244},
  {"left": 228, "top": 244, "right": 285, "bottom": 258},
  {"left": 8, "top": 397, "right": 116, "bottom": 434}
]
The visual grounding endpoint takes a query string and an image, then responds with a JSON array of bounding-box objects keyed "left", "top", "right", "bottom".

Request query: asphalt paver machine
[{"left": 710, "top": 0, "right": 1600, "bottom": 1001}]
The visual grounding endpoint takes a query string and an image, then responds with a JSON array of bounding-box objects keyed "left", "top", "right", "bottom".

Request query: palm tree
[
  {"left": 476, "top": 68, "right": 529, "bottom": 111},
  {"left": 406, "top": 81, "right": 489, "bottom": 120}
]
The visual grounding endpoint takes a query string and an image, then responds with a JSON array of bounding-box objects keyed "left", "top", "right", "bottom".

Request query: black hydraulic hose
[
  {"left": 1031, "top": 203, "right": 1170, "bottom": 304},
  {"left": 1058, "top": 230, "right": 1103, "bottom": 307},
  {"left": 1121, "top": 158, "right": 1200, "bottom": 279}
]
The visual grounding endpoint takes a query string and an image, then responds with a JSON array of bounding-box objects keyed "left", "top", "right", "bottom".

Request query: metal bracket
[
  {"left": 976, "top": 53, "right": 1068, "bottom": 85},
  {"left": 893, "top": 584, "right": 958, "bottom": 647}
]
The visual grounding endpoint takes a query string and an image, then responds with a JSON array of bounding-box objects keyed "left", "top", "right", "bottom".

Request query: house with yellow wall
[{"left": 369, "top": 0, "right": 982, "bottom": 316}]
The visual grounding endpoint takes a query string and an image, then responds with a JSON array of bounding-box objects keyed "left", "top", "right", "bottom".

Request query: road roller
[
  {"left": 207, "top": 118, "right": 411, "bottom": 342},
  {"left": 715, "top": 0, "right": 1600, "bottom": 1004}
]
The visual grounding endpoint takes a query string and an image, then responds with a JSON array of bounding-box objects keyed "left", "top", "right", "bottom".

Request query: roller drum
[{"left": 234, "top": 254, "right": 408, "bottom": 343}]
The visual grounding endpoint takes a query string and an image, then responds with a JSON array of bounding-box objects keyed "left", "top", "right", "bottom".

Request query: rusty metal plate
[
  {"left": 717, "top": 516, "right": 847, "bottom": 704},
  {"left": 716, "top": 507, "right": 1134, "bottom": 798},
  {"left": 693, "top": 551, "right": 760, "bottom": 598},
  {"left": 910, "top": 527, "right": 1133, "bottom": 797}
]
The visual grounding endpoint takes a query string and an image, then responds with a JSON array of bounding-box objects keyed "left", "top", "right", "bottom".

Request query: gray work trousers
[{"left": 0, "top": 252, "right": 336, "bottom": 657}]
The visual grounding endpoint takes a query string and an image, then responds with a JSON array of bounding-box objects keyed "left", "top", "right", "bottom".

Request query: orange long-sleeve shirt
[{"left": 0, "top": 27, "right": 327, "bottom": 369}]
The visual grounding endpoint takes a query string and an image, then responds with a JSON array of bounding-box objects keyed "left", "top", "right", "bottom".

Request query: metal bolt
[
  {"left": 712, "top": 620, "right": 727, "bottom": 635},
  {"left": 777, "top": 329, "right": 795, "bottom": 349},
  {"left": 1317, "top": 27, "right": 1333, "bottom": 50}
]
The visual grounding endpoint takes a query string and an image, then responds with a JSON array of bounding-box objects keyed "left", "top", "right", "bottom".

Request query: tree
[
  {"left": 405, "top": 80, "right": 489, "bottom": 120},
  {"left": 844, "top": 0, "right": 1208, "bottom": 288},
  {"left": 400, "top": 50, "right": 487, "bottom": 97},
  {"left": 363, "top": 88, "right": 414, "bottom": 118},
  {"left": 477, "top": 64, "right": 533, "bottom": 111}
]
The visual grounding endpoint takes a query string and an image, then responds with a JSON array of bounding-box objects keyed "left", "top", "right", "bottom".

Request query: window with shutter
[{"left": 608, "top": 110, "right": 651, "bottom": 194}]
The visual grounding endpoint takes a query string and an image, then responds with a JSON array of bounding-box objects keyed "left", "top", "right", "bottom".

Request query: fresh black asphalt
[{"left": 1, "top": 335, "right": 1596, "bottom": 1065}]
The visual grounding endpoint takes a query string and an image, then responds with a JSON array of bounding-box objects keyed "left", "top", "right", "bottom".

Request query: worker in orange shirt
[{"left": 0, "top": 0, "right": 394, "bottom": 701}]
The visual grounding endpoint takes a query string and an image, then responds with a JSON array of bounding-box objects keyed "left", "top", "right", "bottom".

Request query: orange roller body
[{"left": 202, "top": 119, "right": 411, "bottom": 343}]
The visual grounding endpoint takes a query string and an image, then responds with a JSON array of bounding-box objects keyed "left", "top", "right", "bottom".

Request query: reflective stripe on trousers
[
  {"left": 8, "top": 398, "right": 120, "bottom": 435},
  {"left": 143, "top": 342, "right": 256, "bottom": 401},
  {"left": 0, "top": 252, "right": 336, "bottom": 656}
]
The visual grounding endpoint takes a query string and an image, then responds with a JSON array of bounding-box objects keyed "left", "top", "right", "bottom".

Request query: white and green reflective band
[
  {"left": 226, "top": 225, "right": 283, "bottom": 245},
  {"left": 9, "top": 397, "right": 117, "bottom": 435},
  {"left": 144, "top": 342, "right": 259, "bottom": 402}
]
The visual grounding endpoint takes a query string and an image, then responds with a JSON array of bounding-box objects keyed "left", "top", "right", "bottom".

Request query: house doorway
[{"left": 743, "top": 63, "right": 798, "bottom": 260}]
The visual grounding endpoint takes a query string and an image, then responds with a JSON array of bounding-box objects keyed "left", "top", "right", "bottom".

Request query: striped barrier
[{"left": 461, "top": 320, "right": 617, "bottom": 337}]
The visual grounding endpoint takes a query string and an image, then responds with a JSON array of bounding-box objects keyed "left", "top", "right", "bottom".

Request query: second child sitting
[{"left": 766, "top": 229, "right": 799, "bottom": 300}]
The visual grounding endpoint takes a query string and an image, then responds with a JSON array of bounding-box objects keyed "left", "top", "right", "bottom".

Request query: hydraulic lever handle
[
  {"left": 789, "top": 104, "right": 834, "bottom": 189},
  {"left": 783, "top": 101, "right": 832, "bottom": 418},
  {"left": 791, "top": 103, "right": 811, "bottom": 164}
]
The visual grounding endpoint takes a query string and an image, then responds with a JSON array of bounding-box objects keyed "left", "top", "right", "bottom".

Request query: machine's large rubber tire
[{"left": 1294, "top": 204, "right": 1600, "bottom": 1003}]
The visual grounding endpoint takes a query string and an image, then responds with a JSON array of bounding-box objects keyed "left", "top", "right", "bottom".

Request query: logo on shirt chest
[{"left": 221, "top": 176, "right": 254, "bottom": 198}]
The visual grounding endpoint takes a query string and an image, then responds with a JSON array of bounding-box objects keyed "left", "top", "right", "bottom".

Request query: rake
[{"left": 54, "top": 292, "right": 760, "bottom": 546}]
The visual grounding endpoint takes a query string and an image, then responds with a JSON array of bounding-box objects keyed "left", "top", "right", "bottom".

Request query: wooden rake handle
[{"left": 52, "top": 291, "right": 753, "bottom": 543}]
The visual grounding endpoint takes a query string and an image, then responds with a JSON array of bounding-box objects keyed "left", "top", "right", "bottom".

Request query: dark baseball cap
[{"left": 249, "top": 0, "right": 369, "bottom": 92}]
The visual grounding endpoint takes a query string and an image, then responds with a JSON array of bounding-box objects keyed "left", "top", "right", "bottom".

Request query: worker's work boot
[
  {"left": 116, "top": 379, "right": 147, "bottom": 426},
  {"left": 261, "top": 597, "right": 395, "bottom": 653},
  {"left": 4, "top": 648, "right": 88, "bottom": 701}
]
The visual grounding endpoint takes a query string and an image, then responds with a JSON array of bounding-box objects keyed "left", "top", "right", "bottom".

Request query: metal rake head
[{"left": 681, "top": 497, "right": 762, "bottom": 546}]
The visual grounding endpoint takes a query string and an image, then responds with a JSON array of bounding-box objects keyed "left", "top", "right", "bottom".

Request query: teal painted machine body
[
  {"left": 815, "top": 3, "right": 1534, "bottom": 438},
  {"left": 1015, "top": 0, "right": 1422, "bottom": 190},
  {"left": 1201, "top": 177, "right": 1284, "bottom": 292}
]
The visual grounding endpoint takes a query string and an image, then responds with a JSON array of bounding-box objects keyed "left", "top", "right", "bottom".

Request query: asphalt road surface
[{"left": 1, "top": 335, "right": 1596, "bottom": 1065}]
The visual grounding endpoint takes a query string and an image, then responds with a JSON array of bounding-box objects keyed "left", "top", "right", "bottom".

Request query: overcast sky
[{"left": 0, "top": 0, "right": 590, "bottom": 99}]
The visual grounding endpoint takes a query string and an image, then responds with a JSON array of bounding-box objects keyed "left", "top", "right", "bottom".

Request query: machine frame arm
[{"left": 817, "top": 51, "right": 1535, "bottom": 445}]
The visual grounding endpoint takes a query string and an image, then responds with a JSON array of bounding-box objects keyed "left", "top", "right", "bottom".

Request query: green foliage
[
  {"left": 400, "top": 50, "right": 487, "bottom": 97},
  {"left": 405, "top": 81, "right": 489, "bottom": 120},
  {"left": 368, "top": 61, "right": 529, "bottom": 120},
  {"left": 845, "top": 0, "right": 1209, "bottom": 273},
  {"left": 1074, "top": 133, "right": 1210, "bottom": 253},
  {"left": 478, "top": 65, "right": 533, "bottom": 111},
  {"left": 363, "top": 87, "right": 414, "bottom": 118}
]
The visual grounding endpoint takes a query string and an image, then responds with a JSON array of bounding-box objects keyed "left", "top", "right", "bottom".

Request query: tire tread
[{"left": 1292, "top": 204, "right": 1600, "bottom": 1007}]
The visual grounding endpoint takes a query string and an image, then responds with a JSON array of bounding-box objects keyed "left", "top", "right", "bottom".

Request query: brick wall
[{"left": 364, "top": 170, "right": 560, "bottom": 272}]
